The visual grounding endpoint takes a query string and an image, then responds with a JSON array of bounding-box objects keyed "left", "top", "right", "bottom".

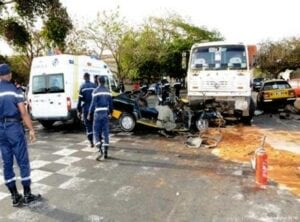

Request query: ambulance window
[
  {"left": 48, "top": 74, "right": 64, "bottom": 93},
  {"left": 32, "top": 75, "right": 47, "bottom": 94},
  {"left": 110, "top": 76, "right": 118, "bottom": 92}
]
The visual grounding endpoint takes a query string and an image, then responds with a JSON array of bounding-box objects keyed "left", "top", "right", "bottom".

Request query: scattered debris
[
  {"left": 185, "top": 128, "right": 223, "bottom": 149},
  {"left": 185, "top": 136, "right": 203, "bottom": 148},
  {"left": 254, "top": 110, "right": 264, "bottom": 116}
]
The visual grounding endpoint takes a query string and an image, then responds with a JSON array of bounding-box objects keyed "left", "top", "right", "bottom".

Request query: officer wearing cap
[
  {"left": 77, "top": 73, "right": 97, "bottom": 147},
  {"left": 0, "top": 64, "right": 41, "bottom": 207},
  {"left": 88, "top": 76, "right": 113, "bottom": 161}
]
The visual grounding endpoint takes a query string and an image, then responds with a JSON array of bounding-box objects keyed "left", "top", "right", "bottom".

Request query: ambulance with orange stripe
[{"left": 27, "top": 54, "right": 119, "bottom": 128}]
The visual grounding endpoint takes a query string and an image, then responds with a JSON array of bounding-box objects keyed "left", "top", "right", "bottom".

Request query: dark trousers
[
  {"left": 83, "top": 111, "right": 93, "bottom": 143},
  {"left": 0, "top": 122, "right": 31, "bottom": 188},
  {"left": 93, "top": 112, "right": 109, "bottom": 150}
]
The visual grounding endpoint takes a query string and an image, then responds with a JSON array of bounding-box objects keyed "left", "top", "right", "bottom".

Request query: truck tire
[
  {"left": 242, "top": 98, "right": 255, "bottom": 126},
  {"left": 39, "top": 120, "right": 55, "bottom": 129},
  {"left": 119, "top": 113, "right": 136, "bottom": 132}
]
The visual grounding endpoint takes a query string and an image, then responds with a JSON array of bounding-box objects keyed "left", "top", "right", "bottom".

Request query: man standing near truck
[{"left": 77, "top": 73, "right": 97, "bottom": 147}]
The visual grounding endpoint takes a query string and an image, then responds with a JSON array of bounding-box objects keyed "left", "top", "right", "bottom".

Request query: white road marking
[
  {"left": 54, "top": 156, "right": 81, "bottom": 165},
  {"left": 59, "top": 177, "right": 90, "bottom": 191},
  {"left": 30, "top": 169, "right": 53, "bottom": 182},
  {"left": 30, "top": 160, "right": 51, "bottom": 169},
  {"left": 57, "top": 166, "right": 86, "bottom": 177},
  {"left": 30, "top": 182, "right": 53, "bottom": 195},
  {"left": 53, "top": 148, "right": 78, "bottom": 156},
  {"left": 0, "top": 192, "right": 10, "bottom": 201}
]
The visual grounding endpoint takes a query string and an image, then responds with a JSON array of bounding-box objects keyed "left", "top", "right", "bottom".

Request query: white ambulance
[{"left": 27, "top": 54, "right": 119, "bottom": 128}]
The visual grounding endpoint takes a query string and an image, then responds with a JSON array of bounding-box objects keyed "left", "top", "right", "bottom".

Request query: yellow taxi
[{"left": 257, "top": 80, "right": 296, "bottom": 111}]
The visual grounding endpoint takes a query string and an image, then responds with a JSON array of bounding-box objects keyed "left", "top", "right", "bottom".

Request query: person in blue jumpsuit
[
  {"left": 77, "top": 73, "right": 97, "bottom": 147},
  {"left": 88, "top": 76, "right": 113, "bottom": 161},
  {"left": 0, "top": 64, "right": 41, "bottom": 207}
]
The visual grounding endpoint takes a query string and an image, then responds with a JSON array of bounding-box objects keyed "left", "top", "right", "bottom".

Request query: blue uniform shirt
[
  {"left": 0, "top": 80, "right": 24, "bottom": 119},
  {"left": 89, "top": 86, "right": 113, "bottom": 115},
  {"left": 77, "top": 81, "right": 97, "bottom": 113}
]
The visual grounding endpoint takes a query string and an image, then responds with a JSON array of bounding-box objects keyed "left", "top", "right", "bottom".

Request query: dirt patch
[{"left": 214, "top": 126, "right": 300, "bottom": 196}]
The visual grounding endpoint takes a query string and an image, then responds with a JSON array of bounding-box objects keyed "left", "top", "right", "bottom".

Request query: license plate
[
  {"left": 270, "top": 90, "right": 287, "bottom": 99},
  {"left": 112, "top": 110, "right": 122, "bottom": 119}
]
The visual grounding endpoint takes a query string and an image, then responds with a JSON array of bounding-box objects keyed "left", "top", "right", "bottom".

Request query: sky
[{"left": 1, "top": 0, "right": 300, "bottom": 55}]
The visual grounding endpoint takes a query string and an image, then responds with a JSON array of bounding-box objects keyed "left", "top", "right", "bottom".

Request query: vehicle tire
[
  {"left": 119, "top": 113, "right": 136, "bottom": 132},
  {"left": 39, "top": 120, "right": 55, "bottom": 129},
  {"left": 195, "top": 117, "right": 209, "bottom": 132},
  {"left": 242, "top": 98, "right": 255, "bottom": 126}
]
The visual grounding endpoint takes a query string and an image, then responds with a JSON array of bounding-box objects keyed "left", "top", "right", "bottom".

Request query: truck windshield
[
  {"left": 190, "top": 45, "right": 247, "bottom": 70},
  {"left": 32, "top": 73, "right": 64, "bottom": 94}
]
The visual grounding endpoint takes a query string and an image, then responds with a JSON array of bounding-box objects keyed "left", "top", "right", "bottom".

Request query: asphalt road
[{"left": 0, "top": 118, "right": 299, "bottom": 222}]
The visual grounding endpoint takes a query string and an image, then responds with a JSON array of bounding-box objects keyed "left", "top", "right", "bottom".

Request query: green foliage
[
  {"left": 120, "top": 14, "right": 223, "bottom": 80},
  {"left": 8, "top": 55, "right": 30, "bottom": 83},
  {"left": 43, "top": 6, "right": 73, "bottom": 49},
  {"left": 81, "top": 8, "right": 129, "bottom": 77},
  {"left": 0, "top": 0, "right": 72, "bottom": 82},
  {"left": 257, "top": 37, "right": 300, "bottom": 77},
  {"left": 0, "top": 54, "right": 8, "bottom": 63},
  {"left": 14, "top": 0, "right": 56, "bottom": 18},
  {"left": 0, "top": 0, "right": 72, "bottom": 51},
  {"left": 1, "top": 18, "right": 30, "bottom": 48}
]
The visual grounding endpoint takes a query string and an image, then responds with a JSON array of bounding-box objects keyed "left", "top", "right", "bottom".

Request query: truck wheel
[
  {"left": 119, "top": 113, "right": 136, "bottom": 132},
  {"left": 242, "top": 98, "right": 255, "bottom": 126},
  {"left": 39, "top": 120, "right": 55, "bottom": 129}
]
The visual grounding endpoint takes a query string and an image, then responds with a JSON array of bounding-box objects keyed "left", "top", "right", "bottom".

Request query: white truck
[
  {"left": 187, "top": 41, "right": 256, "bottom": 124},
  {"left": 27, "top": 54, "right": 119, "bottom": 128}
]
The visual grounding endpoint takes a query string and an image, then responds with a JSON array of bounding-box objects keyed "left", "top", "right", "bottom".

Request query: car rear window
[{"left": 263, "top": 81, "right": 291, "bottom": 90}]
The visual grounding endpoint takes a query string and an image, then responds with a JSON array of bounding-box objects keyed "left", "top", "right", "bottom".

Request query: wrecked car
[{"left": 111, "top": 90, "right": 224, "bottom": 133}]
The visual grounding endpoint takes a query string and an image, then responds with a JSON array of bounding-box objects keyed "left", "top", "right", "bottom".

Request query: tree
[
  {"left": 0, "top": 0, "right": 72, "bottom": 70},
  {"left": 120, "top": 14, "right": 223, "bottom": 81},
  {"left": 256, "top": 37, "right": 300, "bottom": 77},
  {"left": 8, "top": 55, "right": 30, "bottom": 83},
  {"left": 64, "top": 22, "right": 91, "bottom": 55},
  {"left": 82, "top": 8, "right": 129, "bottom": 78}
]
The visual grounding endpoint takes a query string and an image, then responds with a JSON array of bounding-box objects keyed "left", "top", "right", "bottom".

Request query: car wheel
[
  {"left": 195, "top": 117, "right": 209, "bottom": 132},
  {"left": 119, "top": 113, "right": 136, "bottom": 132},
  {"left": 39, "top": 120, "right": 55, "bottom": 129}
]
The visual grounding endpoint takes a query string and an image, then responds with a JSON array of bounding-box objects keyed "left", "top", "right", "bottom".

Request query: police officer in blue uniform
[
  {"left": 0, "top": 64, "right": 41, "bottom": 207},
  {"left": 88, "top": 76, "right": 113, "bottom": 161},
  {"left": 77, "top": 73, "right": 97, "bottom": 147}
]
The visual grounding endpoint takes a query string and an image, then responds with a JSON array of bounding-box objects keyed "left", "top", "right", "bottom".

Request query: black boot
[
  {"left": 96, "top": 143, "right": 103, "bottom": 161},
  {"left": 8, "top": 185, "right": 23, "bottom": 207},
  {"left": 90, "top": 141, "right": 94, "bottom": 148},
  {"left": 104, "top": 146, "right": 108, "bottom": 159},
  {"left": 23, "top": 186, "right": 42, "bottom": 206}
]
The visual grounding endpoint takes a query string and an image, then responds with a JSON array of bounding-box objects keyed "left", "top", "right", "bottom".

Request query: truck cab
[{"left": 187, "top": 42, "right": 256, "bottom": 124}]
